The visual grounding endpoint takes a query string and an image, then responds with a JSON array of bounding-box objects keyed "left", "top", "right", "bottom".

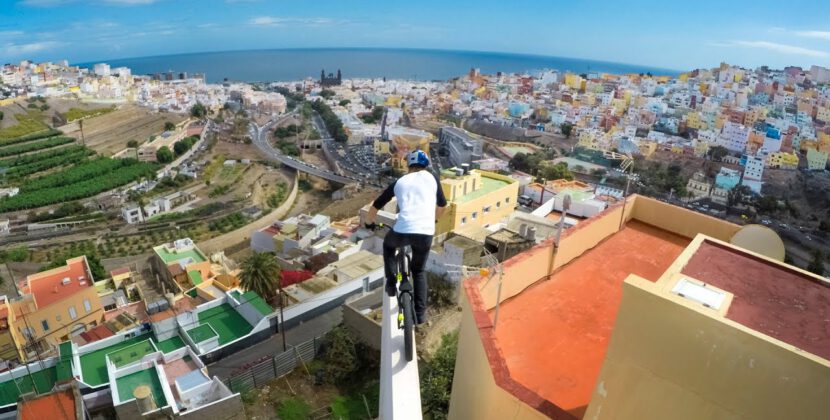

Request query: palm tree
[{"left": 239, "top": 252, "right": 281, "bottom": 302}]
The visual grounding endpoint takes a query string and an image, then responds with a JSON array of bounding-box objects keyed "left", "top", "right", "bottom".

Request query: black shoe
[{"left": 385, "top": 285, "right": 397, "bottom": 297}]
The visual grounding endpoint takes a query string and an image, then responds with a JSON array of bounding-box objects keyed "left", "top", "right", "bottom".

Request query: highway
[{"left": 251, "top": 114, "right": 358, "bottom": 185}]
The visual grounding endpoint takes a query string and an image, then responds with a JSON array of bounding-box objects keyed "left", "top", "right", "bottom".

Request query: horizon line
[{"left": 72, "top": 46, "right": 685, "bottom": 75}]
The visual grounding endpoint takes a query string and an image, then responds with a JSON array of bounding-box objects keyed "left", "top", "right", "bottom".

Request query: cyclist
[{"left": 365, "top": 149, "right": 447, "bottom": 325}]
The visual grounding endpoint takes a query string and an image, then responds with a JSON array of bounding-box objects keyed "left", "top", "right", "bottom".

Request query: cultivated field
[{"left": 61, "top": 104, "right": 187, "bottom": 156}]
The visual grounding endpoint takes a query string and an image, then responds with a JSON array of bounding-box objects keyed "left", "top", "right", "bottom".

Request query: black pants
[{"left": 383, "top": 230, "right": 432, "bottom": 323}]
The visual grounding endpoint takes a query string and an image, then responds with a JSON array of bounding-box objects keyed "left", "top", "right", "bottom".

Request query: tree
[
  {"left": 127, "top": 140, "right": 139, "bottom": 148},
  {"left": 173, "top": 140, "right": 190, "bottom": 156},
  {"left": 319, "top": 89, "right": 335, "bottom": 99},
  {"left": 164, "top": 121, "right": 176, "bottom": 131},
  {"left": 156, "top": 146, "right": 173, "bottom": 163},
  {"left": 707, "top": 145, "right": 728, "bottom": 161},
  {"left": 755, "top": 195, "right": 779, "bottom": 214},
  {"left": 0, "top": 111, "right": 4, "bottom": 121},
  {"left": 540, "top": 162, "right": 574, "bottom": 181},
  {"left": 240, "top": 252, "right": 281, "bottom": 301},
  {"left": 421, "top": 331, "right": 459, "bottom": 419},
  {"left": 45, "top": 252, "right": 106, "bottom": 281},
  {"left": 320, "top": 326, "right": 359, "bottom": 384},
  {"left": 560, "top": 122, "right": 573, "bottom": 138},
  {"left": 338, "top": 99, "right": 350, "bottom": 107},
  {"left": 190, "top": 102, "right": 207, "bottom": 119},
  {"left": 807, "top": 249, "right": 825, "bottom": 275},
  {"left": 727, "top": 185, "right": 753, "bottom": 207}
]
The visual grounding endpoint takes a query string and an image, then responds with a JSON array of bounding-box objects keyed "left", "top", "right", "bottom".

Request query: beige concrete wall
[
  {"left": 342, "top": 291, "right": 382, "bottom": 350},
  {"left": 178, "top": 395, "right": 246, "bottom": 420},
  {"left": 25, "top": 286, "right": 104, "bottom": 351},
  {"left": 448, "top": 292, "right": 551, "bottom": 420},
  {"left": 627, "top": 195, "right": 739, "bottom": 241},
  {"left": 585, "top": 276, "right": 830, "bottom": 420},
  {"left": 478, "top": 202, "right": 624, "bottom": 309}
]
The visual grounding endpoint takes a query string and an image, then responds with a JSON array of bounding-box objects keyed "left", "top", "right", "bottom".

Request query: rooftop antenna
[
  {"left": 446, "top": 246, "right": 504, "bottom": 328},
  {"left": 547, "top": 194, "right": 571, "bottom": 276}
]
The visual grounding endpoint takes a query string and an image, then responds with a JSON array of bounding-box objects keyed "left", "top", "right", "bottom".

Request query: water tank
[
  {"left": 133, "top": 385, "right": 157, "bottom": 413},
  {"left": 461, "top": 163, "right": 470, "bottom": 174}
]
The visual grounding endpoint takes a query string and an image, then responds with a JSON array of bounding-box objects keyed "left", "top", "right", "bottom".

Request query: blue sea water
[{"left": 81, "top": 48, "right": 680, "bottom": 84}]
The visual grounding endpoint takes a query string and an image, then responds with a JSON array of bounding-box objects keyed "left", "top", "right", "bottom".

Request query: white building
[
  {"left": 720, "top": 122, "right": 750, "bottom": 152},
  {"left": 93, "top": 63, "right": 111, "bottom": 77},
  {"left": 742, "top": 155, "right": 765, "bottom": 194}
]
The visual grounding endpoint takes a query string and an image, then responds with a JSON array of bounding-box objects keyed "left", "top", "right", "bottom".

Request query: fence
[{"left": 224, "top": 334, "right": 325, "bottom": 393}]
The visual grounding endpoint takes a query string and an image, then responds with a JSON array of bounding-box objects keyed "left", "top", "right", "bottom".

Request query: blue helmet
[{"left": 407, "top": 150, "right": 430, "bottom": 168}]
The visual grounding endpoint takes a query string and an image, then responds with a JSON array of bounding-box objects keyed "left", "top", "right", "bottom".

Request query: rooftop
[
  {"left": 154, "top": 239, "right": 206, "bottom": 265},
  {"left": 27, "top": 256, "right": 93, "bottom": 309},
  {"left": 0, "top": 366, "right": 57, "bottom": 406},
  {"left": 456, "top": 175, "right": 512, "bottom": 203},
  {"left": 187, "top": 324, "right": 218, "bottom": 343},
  {"left": 197, "top": 303, "right": 253, "bottom": 345},
  {"left": 106, "top": 339, "right": 157, "bottom": 368},
  {"left": 17, "top": 387, "right": 79, "bottom": 420},
  {"left": 240, "top": 290, "right": 273, "bottom": 316},
  {"left": 680, "top": 240, "right": 830, "bottom": 360},
  {"left": 115, "top": 368, "right": 167, "bottom": 408},
  {"left": 492, "top": 221, "right": 689, "bottom": 415}
]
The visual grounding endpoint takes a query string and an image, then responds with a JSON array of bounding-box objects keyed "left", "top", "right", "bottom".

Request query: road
[
  {"left": 252, "top": 115, "right": 358, "bottom": 185},
  {"left": 207, "top": 306, "right": 343, "bottom": 379}
]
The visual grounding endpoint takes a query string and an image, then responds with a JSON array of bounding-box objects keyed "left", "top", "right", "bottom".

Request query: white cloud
[
  {"left": 715, "top": 40, "right": 830, "bottom": 58},
  {"left": 0, "top": 31, "right": 24, "bottom": 38},
  {"left": 794, "top": 30, "right": 830, "bottom": 40},
  {"left": 249, "top": 16, "right": 336, "bottom": 27},
  {"left": 2, "top": 41, "right": 63, "bottom": 56}
]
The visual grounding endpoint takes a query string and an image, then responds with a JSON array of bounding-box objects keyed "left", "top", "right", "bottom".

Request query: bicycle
[{"left": 366, "top": 222, "right": 417, "bottom": 361}]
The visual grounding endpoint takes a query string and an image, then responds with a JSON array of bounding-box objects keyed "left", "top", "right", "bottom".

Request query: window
[
  {"left": 472, "top": 212, "right": 478, "bottom": 220},
  {"left": 69, "top": 306, "right": 77, "bottom": 320},
  {"left": 84, "top": 299, "right": 92, "bottom": 313},
  {"left": 41, "top": 320, "right": 49, "bottom": 331},
  {"left": 506, "top": 197, "right": 511, "bottom": 203},
  {"left": 496, "top": 201, "right": 501, "bottom": 208},
  {"left": 56, "top": 315, "right": 61, "bottom": 322},
  {"left": 484, "top": 206, "right": 491, "bottom": 213},
  {"left": 461, "top": 217, "right": 467, "bottom": 225}
]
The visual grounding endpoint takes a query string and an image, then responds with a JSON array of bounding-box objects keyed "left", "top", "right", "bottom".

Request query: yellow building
[
  {"left": 564, "top": 73, "right": 583, "bottom": 90},
  {"left": 685, "top": 112, "right": 706, "bottom": 130},
  {"left": 0, "top": 297, "right": 19, "bottom": 362},
  {"left": 816, "top": 106, "right": 830, "bottom": 123},
  {"left": 638, "top": 140, "right": 658, "bottom": 157},
  {"left": 806, "top": 147, "right": 828, "bottom": 170},
  {"left": 11, "top": 256, "right": 104, "bottom": 360},
  {"left": 767, "top": 151, "right": 799, "bottom": 169},
  {"left": 373, "top": 138, "right": 390, "bottom": 155},
  {"left": 436, "top": 169, "right": 519, "bottom": 235},
  {"left": 449, "top": 195, "right": 829, "bottom": 420}
]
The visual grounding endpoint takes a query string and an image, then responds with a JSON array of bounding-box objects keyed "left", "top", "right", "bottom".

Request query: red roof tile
[
  {"left": 18, "top": 389, "right": 78, "bottom": 420},
  {"left": 28, "top": 257, "right": 93, "bottom": 309}
]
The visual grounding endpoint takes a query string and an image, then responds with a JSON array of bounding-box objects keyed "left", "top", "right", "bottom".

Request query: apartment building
[
  {"left": 11, "top": 256, "right": 104, "bottom": 360},
  {"left": 449, "top": 195, "right": 828, "bottom": 420},
  {"left": 439, "top": 126, "right": 484, "bottom": 168},
  {"left": 436, "top": 168, "right": 519, "bottom": 235}
]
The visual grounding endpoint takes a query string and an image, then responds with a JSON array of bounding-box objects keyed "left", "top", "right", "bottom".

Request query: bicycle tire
[{"left": 401, "top": 292, "right": 414, "bottom": 361}]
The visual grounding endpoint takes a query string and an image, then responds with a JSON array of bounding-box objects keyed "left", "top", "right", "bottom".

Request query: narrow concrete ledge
[{"left": 379, "top": 292, "right": 422, "bottom": 420}]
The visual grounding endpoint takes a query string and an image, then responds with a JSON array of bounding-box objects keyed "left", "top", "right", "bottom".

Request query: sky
[{"left": 1, "top": 0, "right": 830, "bottom": 71}]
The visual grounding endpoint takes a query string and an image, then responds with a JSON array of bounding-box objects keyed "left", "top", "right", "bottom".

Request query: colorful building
[
  {"left": 714, "top": 167, "right": 741, "bottom": 190},
  {"left": 11, "top": 256, "right": 104, "bottom": 361},
  {"left": 766, "top": 151, "right": 799, "bottom": 169},
  {"left": 436, "top": 169, "right": 519, "bottom": 235},
  {"left": 806, "top": 148, "right": 828, "bottom": 170}
]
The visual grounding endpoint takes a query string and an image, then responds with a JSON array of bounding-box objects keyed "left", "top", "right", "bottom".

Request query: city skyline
[{"left": 2, "top": 0, "right": 830, "bottom": 71}]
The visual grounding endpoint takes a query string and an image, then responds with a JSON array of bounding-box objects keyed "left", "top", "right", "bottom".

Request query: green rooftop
[
  {"left": 0, "top": 366, "right": 57, "bottom": 406},
  {"left": 154, "top": 244, "right": 206, "bottom": 265},
  {"left": 457, "top": 176, "right": 512, "bottom": 203},
  {"left": 80, "top": 334, "right": 154, "bottom": 386},
  {"left": 198, "top": 303, "right": 253, "bottom": 345},
  {"left": 106, "top": 339, "right": 157, "bottom": 368},
  {"left": 187, "top": 324, "right": 218, "bottom": 343},
  {"left": 187, "top": 270, "right": 204, "bottom": 286},
  {"left": 116, "top": 368, "right": 167, "bottom": 408},
  {"left": 241, "top": 290, "right": 273, "bottom": 316},
  {"left": 155, "top": 335, "right": 186, "bottom": 354}
]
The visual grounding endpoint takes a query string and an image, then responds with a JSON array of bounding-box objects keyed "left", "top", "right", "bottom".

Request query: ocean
[{"left": 80, "top": 48, "right": 680, "bottom": 84}]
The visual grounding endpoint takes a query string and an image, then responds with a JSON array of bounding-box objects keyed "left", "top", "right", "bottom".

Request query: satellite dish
[{"left": 730, "top": 224, "right": 786, "bottom": 262}]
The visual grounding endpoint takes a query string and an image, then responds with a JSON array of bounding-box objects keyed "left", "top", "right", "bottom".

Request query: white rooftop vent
[
  {"left": 671, "top": 278, "right": 726, "bottom": 310},
  {"left": 61, "top": 277, "right": 71, "bottom": 285}
]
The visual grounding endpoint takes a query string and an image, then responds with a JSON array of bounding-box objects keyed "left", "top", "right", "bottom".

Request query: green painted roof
[
  {"left": 80, "top": 333, "right": 154, "bottom": 386},
  {"left": 106, "top": 339, "right": 157, "bottom": 368},
  {"left": 187, "top": 324, "right": 218, "bottom": 343},
  {"left": 187, "top": 270, "right": 203, "bottom": 286},
  {"left": 154, "top": 246, "right": 206, "bottom": 265},
  {"left": 116, "top": 368, "right": 167, "bottom": 407},
  {"left": 242, "top": 290, "right": 273, "bottom": 316},
  {"left": 198, "top": 303, "right": 253, "bottom": 345},
  {"left": 457, "top": 176, "right": 511, "bottom": 203},
  {"left": 155, "top": 335, "right": 186, "bottom": 354},
  {"left": 0, "top": 366, "right": 57, "bottom": 406}
]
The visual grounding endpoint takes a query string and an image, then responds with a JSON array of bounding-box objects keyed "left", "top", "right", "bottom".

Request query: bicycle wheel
[{"left": 401, "top": 292, "right": 414, "bottom": 361}]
